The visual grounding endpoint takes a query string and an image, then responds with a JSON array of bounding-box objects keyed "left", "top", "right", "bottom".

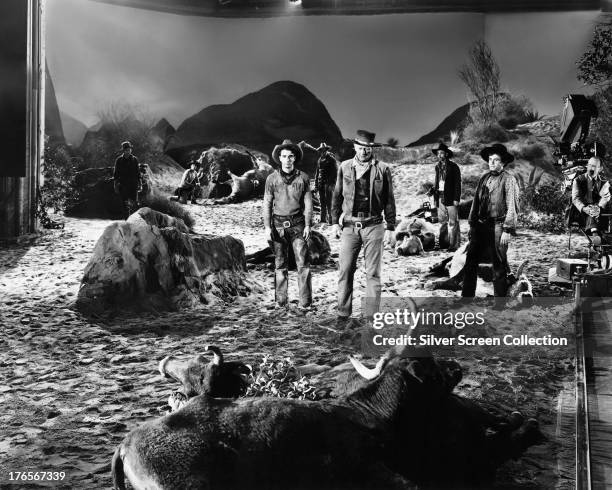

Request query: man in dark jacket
[
  {"left": 462, "top": 144, "right": 520, "bottom": 298},
  {"left": 113, "top": 141, "right": 141, "bottom": 218},
  {"left": 331, "top": 130, "right": 396, "bottom": 322},
  {"left": 314, "top": 142, "right": 338, "bottom": 225},
  {"left": 263, "top": 140, "right": 313, "bottom": 309},
  {"left": 431, "top": 142, "right": 461, "bottom": 250}
]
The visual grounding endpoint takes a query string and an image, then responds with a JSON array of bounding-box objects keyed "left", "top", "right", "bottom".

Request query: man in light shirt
[{"left": 572, "top": 156, "right": 611, "bottom": 234}]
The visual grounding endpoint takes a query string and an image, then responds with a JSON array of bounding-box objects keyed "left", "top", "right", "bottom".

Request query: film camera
[{"left": 554, "top": 94, "right": 605, "bottom": 186}]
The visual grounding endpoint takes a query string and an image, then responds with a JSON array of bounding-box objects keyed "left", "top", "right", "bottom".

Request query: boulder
[{"left": 76, "top": 208, "right": 252, "bottom": 314}]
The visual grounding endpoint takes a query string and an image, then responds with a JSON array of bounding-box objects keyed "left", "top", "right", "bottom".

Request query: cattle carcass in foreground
[
  {"left": 112, "top": 340, "right": 543, "bottom": 490},
  {"left": 425, "top": 243, "right": 534, "bottom": 302},
  {"left": 159, "top": 346, "right": 250, "bottom": 411},
  {"left": 395, "top": 218, "right": 436, "bottom": 256}
]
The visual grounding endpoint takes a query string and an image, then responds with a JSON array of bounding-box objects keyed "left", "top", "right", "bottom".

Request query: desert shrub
[
  {"left": 386, "top": 137, "right": 399, "bottom": 147},
  {"left": 41, "top": 144, "right": 77, "bottom": 212},
  {"left": 141, "top": 191, "right": 195, "bottom": 229},
  {"left": 245, "top": 355, "right": 325, "bottom": 400},
  {"left": 495, "top": 95, "right": 537, "bottom": 129},
  {"left": 462, "top": 120, "right": 511, "bottom": 144},
  {"left": 518, "top": 211, "right": 567, "bottom": 234},
  {"left": 450, "top": 130, "right": 461, "bottom": 146},
  {"left": 522, "top": 182, "right": 566, "bottom": 215},
  {"left": 78, "top": 102, "right": 159, "bottom": 169}
]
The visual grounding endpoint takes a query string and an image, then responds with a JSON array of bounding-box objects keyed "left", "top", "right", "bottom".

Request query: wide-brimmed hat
[
  {"left": 480, "top": 143, "right": 514, "bottom": 165},
  {"left": 272, "top": 140, "right": 303, "bottom": 166},
  {"left": 431, "top": 142, "right": 453, "bottom": 158},
  {"left": 317, "top": 142, "right": 332, "bottom": 152},
  {"left": 350, "top": 130, "right": 382, "bottom": 147},
  {"left": 121, "top": 141, "right": 133, "bottom": 150}
]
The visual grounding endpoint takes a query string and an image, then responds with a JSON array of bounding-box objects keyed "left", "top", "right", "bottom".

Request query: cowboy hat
[
  {"left": 317, "top": 142, "right": 332, "bottom": 152},
  {"left": 272, "top": 139, "right": 303, "bottom": 166},
  {"left": 121, "top": 141, "right": 133, "bottom": 150},
  {"left": 350, "top": 130, "right": 382, "bottom": 147},
  {"left": 431, "top": 142, "right": 453, "bottom": 158},
  {"left": 480, "top": 143, "right": 514, "bottom": 165}
]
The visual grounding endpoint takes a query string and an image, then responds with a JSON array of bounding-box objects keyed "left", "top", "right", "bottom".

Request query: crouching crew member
[
  {"left": 332, "top": 130, "right": 396, "bottom": 322},
  {"left": 571, "top": 156, "right": 611, "bottom": 234},
  {"left": 431, "top": 142, "right": 461, "bottom": 251},
  {"left": 462, "top": 144, "right": 520, "bottom": 298},
  {"left": 263, "top": 140, "right": 313, "bottom": 309}
]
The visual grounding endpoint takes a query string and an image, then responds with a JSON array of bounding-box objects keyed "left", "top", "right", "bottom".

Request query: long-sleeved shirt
[
  {"left": 263, "top": 169, "right": 313, "bottom": 227},
  {"left": 469, "top": 170, "right": 520, "bottom": 232},
  {"left": 572, "top": 174, "right": 611, "bottom": 212}
]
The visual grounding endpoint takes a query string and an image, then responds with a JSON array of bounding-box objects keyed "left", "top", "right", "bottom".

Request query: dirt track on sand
[{"left": 0, "top": 164, "right": 581, "bottom": 488}]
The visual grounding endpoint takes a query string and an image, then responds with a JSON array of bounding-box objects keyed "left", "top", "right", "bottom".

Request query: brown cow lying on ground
[
  {"left": 245, "top": 230, "right": 332, "bottom": 268},
  {"left": 112, "top": 342, "right": 543, "bottom": 490},
  {"left": 395, "top": 218, "right": 436, "bottom": 256}
]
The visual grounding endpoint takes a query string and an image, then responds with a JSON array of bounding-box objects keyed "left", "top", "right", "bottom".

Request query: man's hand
[
  {"left": 264, "top": 226, "right": 274, "bottom": 242},
  {"left": 332, "top": 224, "right": 342, "bottom": 239},
  {"left": 303, "top": 226, "right": 311, "bottom": 240},
  {"left": 588, "top": 205, "right": 601, "bottom": 218},
  {"left": 453, "top": 200, "right": 460, "bottom": 207},
  {"left": 384, "top": 230, "right": 396, "bottom": 248},
  {"left": 500, "top": 231, "right": 512, "bottom": 246}
]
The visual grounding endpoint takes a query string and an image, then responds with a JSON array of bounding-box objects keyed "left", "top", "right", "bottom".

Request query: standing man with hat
[
  {"left": 314, "top": 142, "right": 338, "bottom": 225},
  {"left": 462, "top": 143, "right": 520, "bottom": 298},
  {"left": 430, "top": 142, "right": 461, "bottom": 251},
  {"left": 331, "top": 130, "right": 397, "bottom": 322},
  {"left": 113, "top": 141, "right": 141, "bottom": 218},
  {"left": 263, "top": 139, "right": 313, "bottom": 309}
]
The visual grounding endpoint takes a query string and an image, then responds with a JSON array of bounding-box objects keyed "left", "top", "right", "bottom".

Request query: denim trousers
[
  {"left": 272, "top": 224, "right": 312, "bottom": 307},
  {"left": 337, "top": 223, "right": 385, "bottom": 318}
]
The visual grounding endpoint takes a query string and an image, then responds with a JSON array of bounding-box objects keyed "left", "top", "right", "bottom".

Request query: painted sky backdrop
[{"left": 45, "top": 0, "right": 600, "bottom": 144}]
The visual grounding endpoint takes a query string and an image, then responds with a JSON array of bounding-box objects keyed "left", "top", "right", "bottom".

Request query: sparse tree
[
  {"left": 386, "top": 137, "right": 399, "bottom": 147},
  {"left": 458, "top": 40, "right": 501, "bottom": 123}
]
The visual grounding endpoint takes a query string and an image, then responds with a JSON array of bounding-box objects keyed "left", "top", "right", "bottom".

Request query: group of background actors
[
  {"left": 263, "top": 130, "right": 537, "bottom": 323},
  {"left": 113, "top": 131, "right": 610, "bottom": 322}
]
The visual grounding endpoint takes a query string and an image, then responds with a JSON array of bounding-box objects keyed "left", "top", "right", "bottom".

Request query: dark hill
[
  {"left": 408, "top": 103, "right": 470, "bottom": 147},
  {"left": 165, "top": 81, "right": 343, "bottom": 166}
]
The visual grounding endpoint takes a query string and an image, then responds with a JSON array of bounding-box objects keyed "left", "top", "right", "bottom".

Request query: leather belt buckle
[
  {"left": 354, "top": 221, "right": 363, "bottom": 230},
  {"left": 282, "top": 221, "right": 292, "bottom": 228}
]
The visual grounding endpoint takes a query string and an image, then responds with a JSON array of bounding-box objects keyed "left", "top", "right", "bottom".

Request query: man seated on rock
[
  {"left": 113, "top": 141, "right": 141, "bottom": 218},
  {"left": 175, "top": 160, "right": 202, "bottom": 204},
  {"left": 263, "top": 139, "right": 314, "bottom": 309},
  {"left": 571, "top": 156, "right": 611, "bottom": 236}
]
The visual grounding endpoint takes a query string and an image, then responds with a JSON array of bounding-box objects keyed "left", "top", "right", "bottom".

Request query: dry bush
[
  {"left": 462, "top": 120, "right": 511, "bottom": 144},
  {"left": 495, "top": 95, "right": 539, "bottom": 129},
  {"left": 458, "top": 40, "right": 502, "bottom": 123},
  {"left": 515, "top": 143, "right": 547, "bottom": 162}
]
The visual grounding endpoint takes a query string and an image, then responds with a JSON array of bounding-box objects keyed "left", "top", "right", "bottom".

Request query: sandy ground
[{"left": 0, "top": 161, "right": 582, "bottom": 489}]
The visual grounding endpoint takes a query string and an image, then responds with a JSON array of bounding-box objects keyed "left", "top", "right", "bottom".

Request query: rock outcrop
[
  {"left": 166, "top": 81, "right": 343, "bottom": 174},
  {"left": 76, "top": 208, "right": 251, "bottom": 314}
]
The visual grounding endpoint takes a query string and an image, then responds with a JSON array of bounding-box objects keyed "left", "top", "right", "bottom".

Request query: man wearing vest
[
  {"left": 571, "top": 156, "right": 611, "bottom": 234},
  {"left": 263, "top": 140, "right": 313, "bottom": 309},
  {"left": 331, "top": 130, "right": 397, "bottom": 322},
  {"left": 462, "top": 144, "right": 520, "bottom": 298},
  {"left": 113, "top": 141, "right": 141, "bottom": 218},
  {"left": 431, "top": 142, "right": 461, "bottom": 251}
]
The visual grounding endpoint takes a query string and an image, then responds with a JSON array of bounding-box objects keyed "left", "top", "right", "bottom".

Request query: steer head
[{"left": 159, "top": 346, "right": 250, "bottom": 407}]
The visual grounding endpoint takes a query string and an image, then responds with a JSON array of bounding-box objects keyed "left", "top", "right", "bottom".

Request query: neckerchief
[{"left": 279, "top": 168, "right": 299, "bottom": 185}]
